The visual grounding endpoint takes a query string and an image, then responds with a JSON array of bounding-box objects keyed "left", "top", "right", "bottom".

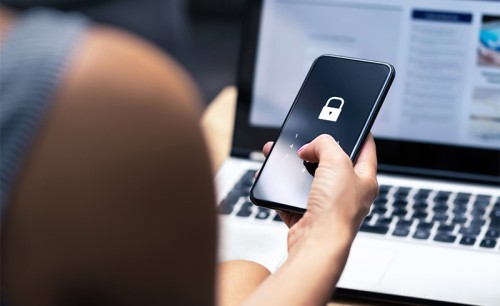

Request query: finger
[
  {"left": 255, "top": 142, "right": 274, "bottom": 179},
  {"left": 297, "top": 134, "right": 347, "bottom": 166},
  {"left": 353, "top": 135, "right": 378, "bottom": 201},
  {"left": 262, "top": 141, "right": 273, "bottom": 158},
  {"left": 353, "top": 134, "right": 377, "bottom": 180}
]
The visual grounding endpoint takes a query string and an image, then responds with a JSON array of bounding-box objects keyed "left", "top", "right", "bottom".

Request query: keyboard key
[
  {"left": 413, "top": 194, "right": 429, "bottom": 201},
  {"left": 455, "top": 199, "right": 468, "bottom": 207},
  {"left": 237, "top": 202, "right": 253, "bottom": 217},
  {"left": 413, "top": 200, "right": 428, "bottom": 210},
  {"left": 414, "top": 189, "right": 431, "bottom": 200},
  {"left": 470, "top": 218, "right": 486, "bottom": 227},
  {"left": 459, "top": 236, "right": 476, "bottom": 246},
  {"left": 437, "top": 224, "right": 455, "bottom": 233},
  {"left": 455, "top": 200, "right": 468, "bottom": 207},
  {"left": 392, "top": 228, "right": 410, "bottom": 237},
  {"left": 379, "top": 184, "right": 391, "bottom": 194},
  {"left": 452, "top": 206, "right": 467, "bottom": 215},
  {"left": 236, "top": 209, "right": 252, "bottom": 217},
  {"left": 273, "top": 213, "right": 283, "bottom": 222},
  {"left": 395, "top": 187, "right": 411, "bottom": 196},
  {"left": 397, "top": 219, "right": 413, "bottom": 227},
  {"left": 360, "top": 224, "right": 389, "bottom": 235},
  {"left": 456, "top": 192, "right": 471, "bottom": 199},
  {"left": 490, "top": 218, "right": 500, "bottom": 230},
  {"left": 476, "top": 194, "right": 491, "bottom": 203},
  {"left": 413, "top": 229, "right": 430, "bottom": 240},
  {"left": 485, "top": 228, "right": 500, "bottom": 238},
  {"left": 376, "top": 217, "right": 393, "bottom": 225},
  {"left": 393, "top": 199, "right": 408, "bottom": 208},
  {"left": 417, "top": 221, "right": 434, "bottom": 229},
  {"left": 453, "top": 198, "right": 469, "bottom": 205},
  {"left": 474, "top": 199, "right": 490, "bottom": 208},
  {"left": 432, "top": 213, "right": 448, "bottom": 222},
  {"left": 489, "top": 209, "right": 500, "bottom": 229},
  {"left": 234, "top": 181, "right": 251, "bottom": 191},
  {"left": 394, "top": 193, "right": 408, "bottom": 201},
  {"left": 452, "top": 215, "right": 468, "bottom": 225},
  {"left": 433, "top": 203, "right": 448, "bottom": 213},
  {"left": 434, "top": 191, "right": 451, "bottom": 202},
  {"left": 391, "top": 208, "right": 408, "bottom": 217},
  {"left": 235, "top": 170, "right": 256, "bottom": 189},
  {"left": 413, "top": 211, "right": 428, "bottom": 220},
  {"left": 471, "top": 208, "right": 486, "bottom": 217},
  {"left": 373, "top": 196, "right": 388, "bottom": 206},
  {"left": 227, "top": 189, "right": 242, "bottom": 200},
  {"left": 372, "top": 207, "right": 387, "bottom": 214},
  {"left": 480, "top": 239, "right": 497, "bottom": 248},
  {"left": 219, "top": 192, "right": 241, "bottom": 214},
  {"left": 255, "top": 208, "right": 270, "bottom": 220},
  {"left": 244, "top": 169, "right": 257, "bottom": 179},
  {"left": 218, "top": 200, "right": 235, "bottom": 214},
  {"left": 434, "top": 233, "right": 456, "bottom": 243},
  {"left": 363, "top": 215, "right": 373, "bottom": 223},
  {"left": 459, "top": 226, "right": 481, "bottom": 236},
  {"left": 454, "top": 193, "right": 470, "bottom": 204}
]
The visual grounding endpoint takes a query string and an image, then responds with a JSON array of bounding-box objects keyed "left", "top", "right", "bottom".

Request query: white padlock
[{"left": 318, "top": 97, "right": 344, "bottom": 122}]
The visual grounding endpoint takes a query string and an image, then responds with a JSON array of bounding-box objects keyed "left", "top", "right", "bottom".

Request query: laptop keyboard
[
  {"left": 218, "top": 170, "right": 499, "bottom": 251},
  {"left": 218, "top": 170, "right": 283, "bottom": 222},
  {"left": 362, "top": 185, "right": 499, "bottom": 249}
]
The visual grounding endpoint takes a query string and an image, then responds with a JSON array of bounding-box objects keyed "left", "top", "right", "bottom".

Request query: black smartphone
[{"left": 250, "top": 55, "right": 395, "bottom": 213}]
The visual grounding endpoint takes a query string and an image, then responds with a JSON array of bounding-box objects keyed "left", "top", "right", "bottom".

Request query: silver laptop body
[{"left": 216, "top": 1, "right": 500, "bottom": 305}]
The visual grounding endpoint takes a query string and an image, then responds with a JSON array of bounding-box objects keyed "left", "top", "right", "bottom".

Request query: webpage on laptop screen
[{"left": 250, "top": 0, "right": 500, "bottom": 150}]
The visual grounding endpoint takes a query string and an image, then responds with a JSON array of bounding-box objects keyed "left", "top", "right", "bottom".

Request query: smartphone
[{"left": 250, "top": 55, "right": 395, "bottom": 213}]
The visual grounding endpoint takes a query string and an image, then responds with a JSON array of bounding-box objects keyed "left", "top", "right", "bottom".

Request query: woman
[{"left": 0, "top": 3, "right": 378, "bottom": 305}]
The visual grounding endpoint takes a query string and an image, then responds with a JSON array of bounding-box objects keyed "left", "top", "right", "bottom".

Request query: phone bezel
[{"left": 250, "top": 55, "right": 395, "bottom": 213}]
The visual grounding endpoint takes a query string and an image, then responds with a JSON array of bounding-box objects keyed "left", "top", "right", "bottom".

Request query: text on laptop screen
[{"left": 249, "top": 0, "right": 500, "bottom": 150}]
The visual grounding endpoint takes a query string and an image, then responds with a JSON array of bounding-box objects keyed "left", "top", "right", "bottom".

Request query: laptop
[{"left": 215, "top": 0, "right": 500, "bottom": 305}]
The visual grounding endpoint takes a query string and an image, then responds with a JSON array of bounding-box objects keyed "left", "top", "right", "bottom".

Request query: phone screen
[{"left": 251, "top": 55, "right": 394, "bottom": 212}]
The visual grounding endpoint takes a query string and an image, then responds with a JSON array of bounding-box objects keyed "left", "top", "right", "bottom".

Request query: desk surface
[{"left": 201, "top": 87, "right": 387, "bottom": 306}]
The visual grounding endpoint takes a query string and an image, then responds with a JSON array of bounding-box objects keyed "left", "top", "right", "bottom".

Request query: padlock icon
[{"left": 318, "top": 97, "right": 344, "bottom": 122}]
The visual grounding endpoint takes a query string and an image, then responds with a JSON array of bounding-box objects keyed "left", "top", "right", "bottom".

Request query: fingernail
[{"left": 298, "top": 143, "right": 308, "bottom": 153}]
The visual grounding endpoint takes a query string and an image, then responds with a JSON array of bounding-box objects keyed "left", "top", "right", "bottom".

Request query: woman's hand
[
  {"left": 262, "top": 134, "right": 378, "bottom": 255},
  {"left": 241, "top": 134, "right": 378, "bottom": 306}
]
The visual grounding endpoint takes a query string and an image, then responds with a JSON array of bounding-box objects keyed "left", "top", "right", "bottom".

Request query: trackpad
[{"left": 340, "top": 245, "right": 396, "bottom": 285}]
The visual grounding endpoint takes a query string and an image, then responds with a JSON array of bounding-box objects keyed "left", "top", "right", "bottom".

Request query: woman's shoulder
[{"left": 69, "top": 25, "right": 203, "bottom": 118}]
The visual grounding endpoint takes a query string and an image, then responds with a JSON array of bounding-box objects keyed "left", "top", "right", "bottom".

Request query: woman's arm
[
  {"left": 241, "top": 135, "right": 378, "bottom": 306},
  {"left": 217, "top": 260, "right": 271, "bottom": 306}
]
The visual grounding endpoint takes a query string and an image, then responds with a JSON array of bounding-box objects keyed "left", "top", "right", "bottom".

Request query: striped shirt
[{"left": 0, "top": 8, "right": 89, "bottom": 217}]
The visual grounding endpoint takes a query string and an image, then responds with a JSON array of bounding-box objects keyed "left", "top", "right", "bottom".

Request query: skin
[
  {"left": 240, "top": 135, "right": 378, "bottom": 306},
  {"left": 218, "top": 135, "right": 378, "bottom": 306},
  {"left": 217, "top": 260, "right": 271, "bottom": 306},
  {"left": 1, "top": 6, "right": 378, "bottom": 306},
  {"left": 2, "top": 7, "right": 216, "bottom": 306}
]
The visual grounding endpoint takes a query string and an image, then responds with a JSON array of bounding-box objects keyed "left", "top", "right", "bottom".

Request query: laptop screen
[{"left": 233, "top": 0, "right": 500, "bottom": 183}]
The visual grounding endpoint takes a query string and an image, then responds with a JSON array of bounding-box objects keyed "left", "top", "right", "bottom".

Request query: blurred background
[
  {"left": 4, "top": 0, "right": 245, "bottom": 104},
  {"left": 84, "top": 0, "right": 245, "bottom": 103},
  {"left": 80, "top": 0, "right": 247, "bottom": 104},
  {"left": 188, "top": 0, "right": 244, "bottom": 103}
]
